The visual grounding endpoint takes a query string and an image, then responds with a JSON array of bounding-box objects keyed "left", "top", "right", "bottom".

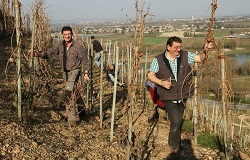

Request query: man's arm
[
  {"left": 147, "top": 71, "right": 172, "bottom": 90},
  {"left": 194, "top": 42, "right": 213, "bottom": 63},
  {"left": 194, "top": 53, "right": 206, "bottom": 63},
  {"left": 79, "top": 45, "right": 90, "bottom": 71},
  {"left": 108, "top": 73, "right": 116, "bottom": 82},
  {"left": 147, "top": 71, "right": 162, "bottom": 86},
  {"left": 28, "top": 45, "right": 59, "bottom": 59}
]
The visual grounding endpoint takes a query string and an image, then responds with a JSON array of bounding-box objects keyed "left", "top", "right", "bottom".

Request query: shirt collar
[
  {"left": 62, "top": 39, "right": 75, "bottom": 46},
  {"left": 165, "top": 50, "right": 180, "bottom": 61}
]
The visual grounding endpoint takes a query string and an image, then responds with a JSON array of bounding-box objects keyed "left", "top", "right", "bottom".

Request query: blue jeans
[
  {"left": 94, "top": 51, "right": 102, "bottom": 67},
  {"left": 163, "top": 100, "right": 186, "bottom": 151}
]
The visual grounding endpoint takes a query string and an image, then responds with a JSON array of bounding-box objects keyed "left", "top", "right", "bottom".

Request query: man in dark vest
[{"left": 147, "top": 36, "right": 212, "bottom": 157}]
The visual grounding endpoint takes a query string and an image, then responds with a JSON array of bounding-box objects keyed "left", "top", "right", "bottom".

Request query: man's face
[
  {"left": 167, "top": 42, "right": 182, "bottom": 57},
  {"left": 62, "top": 30, "right": 72, "bottom": 42},
  {"left": 109, "top": 64, "right": 114, "bottom": 70}
]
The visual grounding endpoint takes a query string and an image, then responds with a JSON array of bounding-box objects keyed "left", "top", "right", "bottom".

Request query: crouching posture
[{"left": 106, "top": 64, "right": 124, "bottom": 87}]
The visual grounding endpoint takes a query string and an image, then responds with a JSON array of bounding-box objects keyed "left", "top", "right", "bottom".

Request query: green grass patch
[
  {"left": 182, "top": 119, "right": 193, "bottom": 132},
  {"left": 197, "top": 132, "right": 223, "bottom": 151},
  {"left": 182, "top": 120, "right": 223, "bottom": 151},
  {"left": 143, "top": 37, "right": 167, "bottom": 44},
  {"left": 214, "top": 32, "right": 225, "bottom": 38}
]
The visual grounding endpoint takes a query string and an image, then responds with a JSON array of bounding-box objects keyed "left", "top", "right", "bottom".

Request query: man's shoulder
[
  {"left": 180, "top": 50, "right": 189, "bottom": 58},
  {"left": 155, "top": 51, "right": 165, "bottom": 59},
  {"left": 72, "top": 40, "right": 81, "bottom": 45},
  {"left": 181, "top": 50, "right": 188, "bottom": 54},
  {"left": 72, "top": 40, "right": 85, "bottom": 48},
  {"left": 54, "top": 41, "right": 63, "bottom": 47},
  {"left": 93, "top": 40, "right": 101, "bottom": 44}
]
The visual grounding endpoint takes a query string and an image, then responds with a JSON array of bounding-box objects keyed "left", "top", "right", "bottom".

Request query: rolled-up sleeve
[{"left": 149, "top": 58, "right": 159, "bottom": 73}]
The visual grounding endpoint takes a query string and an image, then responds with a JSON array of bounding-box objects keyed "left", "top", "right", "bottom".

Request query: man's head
[
  {"left": 166, "top": 36, "right": 182, "bottom": 57},
  {"left": 61, "top": 26, "right": 73, "bottom": 42},
  {"left": 90, "top": 36, "right": 95, "bottom": 42},
  {"left": 108, "top": 64, "right": 114, "bottom": 70}
]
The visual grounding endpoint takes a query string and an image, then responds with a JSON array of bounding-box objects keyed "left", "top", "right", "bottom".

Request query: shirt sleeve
[
  {"left": 108, "top": 73, "right": 116, "bottom": 82},
  {"left": 188, "top": 51, "right": 196, "bottom": 65},
  {"left": 149, "top": 58, "right": 159, "bottom": 73},
  {"left": 79, "top": 45, "right": 90, "bottom": 71},
  {"left": 38, "top": 44, "right": 59, "bottom": 59}
]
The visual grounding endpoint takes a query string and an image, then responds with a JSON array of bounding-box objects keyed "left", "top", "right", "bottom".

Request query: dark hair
[
  {"left": 61, "top": 26, "right": 73, "bottom": 34},
  {"left": 166, "top": 36, "right": 182, "bottom": 47},
  {"left": 90, "top": 36, "right": 95, "bottom": 39}
]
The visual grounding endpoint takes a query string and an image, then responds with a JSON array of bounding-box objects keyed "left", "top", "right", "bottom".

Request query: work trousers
[
  {"left": 163, "top": 100, "right": 186, "bottom": 151},
  {"left": 64, "top": 69, "right": 85, "bottom": 122},
  {"left": 94, "top": 51, "right": 102, "bottom": 67}
]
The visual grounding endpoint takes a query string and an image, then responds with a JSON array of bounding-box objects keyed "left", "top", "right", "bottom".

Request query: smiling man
[
  {"left": 147, "top": 36, "right": 212, "bottom": 157},
  {"left": 29, "top": 26, "right": 90, "bottom": 125}
]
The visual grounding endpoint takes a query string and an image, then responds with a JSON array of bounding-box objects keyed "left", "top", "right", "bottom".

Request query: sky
[{"left": 20, "top": 0, "right": 250, "bottom": 23}]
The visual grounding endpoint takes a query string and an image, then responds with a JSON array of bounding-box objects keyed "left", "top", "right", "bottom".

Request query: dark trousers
[{"left": 163, "top": 100, "right": 186, "bottom": 150}]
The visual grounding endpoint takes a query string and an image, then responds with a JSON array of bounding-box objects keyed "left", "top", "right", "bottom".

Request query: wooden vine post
[
  {"left": 28, "top": 5, "right": 37, "bottom": 110},
  {"left": 220, "top": 51, "right": 229, "bottom": 159},
  {"left": 193, "top": 62, "right": 198, "bottom": 144},
  {"left": 99, "top": 50, "right": 104, "bottom": 127},
  {"left": 14, "top": 0, "right": 22, "bottom": 121},
  {"left": 110, "top": 47, "right": 119, "bottom": 142}
]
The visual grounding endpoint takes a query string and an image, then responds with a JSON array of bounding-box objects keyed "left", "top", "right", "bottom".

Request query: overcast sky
[{"left": 20, "top": 0, "right": 250, "bottom": 23}]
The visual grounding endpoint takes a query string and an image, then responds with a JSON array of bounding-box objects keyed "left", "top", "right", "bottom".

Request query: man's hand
[
  {"left": 204, "top": 42, "right": 213, "bottom": 51},
  {"left": 160, "top": 79, "right": 172, "bottom": 90},
  {"left": 118, "top": 82, "right": 125, "bottom": 87},
  {"left": 84, "top": 74, "right": 90, "bottom": 82}
]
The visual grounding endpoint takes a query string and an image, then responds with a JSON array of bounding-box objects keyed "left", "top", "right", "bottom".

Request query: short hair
[
  {"left": 90, "top": 36, "right": 95, "bottom": 39},
  {"left": 108, "top": 63, "right": 115, "bottom": 69},
  {"left": 61, "top": 26, "right": 73, "bottom": 34},
  {"left": 166, "top": 36, "right": 182, "bottom": 47}
]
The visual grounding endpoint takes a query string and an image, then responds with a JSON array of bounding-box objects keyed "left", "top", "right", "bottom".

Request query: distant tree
[
  {"left": 183, "top": 32, "right": 191, "bottom": 37},
  {"left": 121, "top": 26, "right": 126, "bottom": 34},
  {"left": 226, "top": 58, "right": 239, "bottom": 76},
  {"left": 230, "top": 30, "right": 236, "bottom": 35},
  {"left": 238, "top": 60, "right": 250, "bottom": 76},
  {"left": 214, "top": 22, "right": 223, "bottom": 29},
  {"left": 224, "top": 39, "right": 237, "bottom": 49}
]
